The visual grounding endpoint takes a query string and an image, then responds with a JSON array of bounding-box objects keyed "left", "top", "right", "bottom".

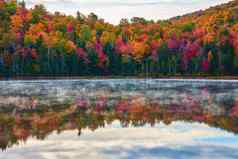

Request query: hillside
[{"left": 0, "top": 0, "right": 238, "bottom": 77}]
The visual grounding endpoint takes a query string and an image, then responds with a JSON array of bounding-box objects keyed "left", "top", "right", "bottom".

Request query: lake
[{"left": 0, "top": 79, "right": 238, "bottom": 159}]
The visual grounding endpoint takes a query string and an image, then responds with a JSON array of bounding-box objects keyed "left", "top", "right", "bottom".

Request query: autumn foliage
[{"left": 1, "top": 0, "right": 238, "bottom": 76}]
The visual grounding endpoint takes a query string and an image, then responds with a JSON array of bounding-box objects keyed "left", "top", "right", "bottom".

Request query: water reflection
[{"left": 0, "top": 79, "right": 238, "bottom": 158}]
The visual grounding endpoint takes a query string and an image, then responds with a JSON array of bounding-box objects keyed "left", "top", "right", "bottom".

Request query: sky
[{"left": 23, "top": 0, "right": 232, "bottom": 24}]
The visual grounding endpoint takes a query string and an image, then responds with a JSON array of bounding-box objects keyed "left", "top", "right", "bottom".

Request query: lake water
[{"left": 0, "top": 79, "right": 238, "bottom": 159}]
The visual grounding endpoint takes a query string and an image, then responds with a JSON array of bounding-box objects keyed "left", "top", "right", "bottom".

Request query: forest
[{"left": 1, "top": 0, "right": 238, "bottom": 77}]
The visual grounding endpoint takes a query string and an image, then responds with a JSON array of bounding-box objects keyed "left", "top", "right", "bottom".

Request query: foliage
[{"left": 1, "top": 0, "right": 238, "bottom": 76}]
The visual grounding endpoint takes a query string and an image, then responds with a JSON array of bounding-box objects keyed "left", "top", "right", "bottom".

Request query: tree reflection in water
[
  {"left": 0, "top": 80, "right": 238, "bottom": 151},
  {"left": 0, "top": 94, "right": 238, "bottom": 150}
]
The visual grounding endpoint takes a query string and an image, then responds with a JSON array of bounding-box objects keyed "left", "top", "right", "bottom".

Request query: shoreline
[{"left": 1, "top": 76, "right": 238, "bottom": 80}]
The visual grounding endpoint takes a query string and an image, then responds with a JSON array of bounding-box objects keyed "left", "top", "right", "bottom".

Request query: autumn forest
[{"left": 1, "top": 0, "right": 238, "bottom": 77}]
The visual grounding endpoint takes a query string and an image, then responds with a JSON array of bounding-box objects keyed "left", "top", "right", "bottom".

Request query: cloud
[
  {"left": 23, "top": 0, "right": 231, "bottom": 24},
  {"left": 24, "top": 0, "right": 232, "bottom": 7}
]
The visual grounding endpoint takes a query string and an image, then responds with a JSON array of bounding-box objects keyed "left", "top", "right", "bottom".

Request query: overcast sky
[{"left": 24, "top": 0, "right": 231, "bottom": 24}]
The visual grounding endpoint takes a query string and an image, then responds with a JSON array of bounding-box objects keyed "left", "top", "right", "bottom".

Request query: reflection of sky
[
  {"left": 1, "top": 121, "right": 238, "bottom": 159},
  {"left": 24, "top": 0, "right": 231, "bottom": 24}
]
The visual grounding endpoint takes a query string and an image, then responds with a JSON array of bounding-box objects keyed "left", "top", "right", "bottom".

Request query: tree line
[{"left": 1, "top": 0, "right": 238, "bottom": 77}]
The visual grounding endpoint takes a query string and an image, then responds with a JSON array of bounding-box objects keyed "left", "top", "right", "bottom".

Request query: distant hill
[{"left": 171, "top": 0, "right": 238, "bottom": 21}]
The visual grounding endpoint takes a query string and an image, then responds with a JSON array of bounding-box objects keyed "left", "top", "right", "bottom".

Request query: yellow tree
[
  {"left": 130, "top": 40, "right": 150, "bottom": 61},
  {"left": 99, "top": 31, "right": 116, "bottom": 46}
]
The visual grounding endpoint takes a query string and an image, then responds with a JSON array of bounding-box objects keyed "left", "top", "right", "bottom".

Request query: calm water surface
[{"left": 0, "top": 79, "right": 238, "bottom": 159}]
